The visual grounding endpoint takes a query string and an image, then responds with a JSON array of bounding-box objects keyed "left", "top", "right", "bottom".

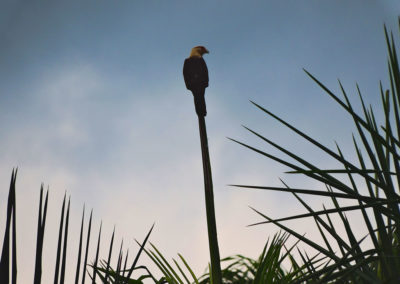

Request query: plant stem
[{"left": 198, "top": 115, "right": 222, "bottom": 284}]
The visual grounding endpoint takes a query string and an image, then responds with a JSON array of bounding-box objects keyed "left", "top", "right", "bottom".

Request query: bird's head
[{"left": 190, "top": 46, "right": 209, "bottom": 57}]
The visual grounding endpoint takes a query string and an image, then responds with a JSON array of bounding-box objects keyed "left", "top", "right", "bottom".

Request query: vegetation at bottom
[{"left": 2, "top": 20, "right": 400, "bottom": 283}]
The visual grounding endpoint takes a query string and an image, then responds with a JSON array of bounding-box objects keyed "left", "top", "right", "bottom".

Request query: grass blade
[
  {"left": 34, "top": 185, "right": 49, "bottom": 284},
  {"left": 54, "top": 192, "right": 66, "bottom": 284},
  {"left": 92, "top": 222, "right": 102, "bottom": 284},
  {"left": 104, "top": 227, "right": 115, "bottom": 282},
  {"left": 59, "top": 197, "right": 71, "bottom": 284},
  {"left": 75, "top": 206, "right": 85, "bottom": 284},
  {"left": 0, "top": 169, "right": 17, "bottom": 284},
  {"left": 81, "top": 209, "right": 92, "bottom": 284},
  {"left": 126, "top": 223, "right": 154, "bottom": 280}
]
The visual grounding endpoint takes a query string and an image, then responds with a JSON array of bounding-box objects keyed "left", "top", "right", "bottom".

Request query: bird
[{"left": 183, "top": 46, "right": 209, "bottom": 116}]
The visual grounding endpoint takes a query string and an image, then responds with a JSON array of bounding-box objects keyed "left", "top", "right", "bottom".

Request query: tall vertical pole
[{"left": 197, "top": 115, "right": 222, "bottom": 284}]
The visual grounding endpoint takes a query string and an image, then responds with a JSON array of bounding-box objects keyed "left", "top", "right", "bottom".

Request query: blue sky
[{"left": 1, "top": 0, "right": 400, "bottom": 282}]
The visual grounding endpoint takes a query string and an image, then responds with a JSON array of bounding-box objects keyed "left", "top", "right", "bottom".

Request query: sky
[{"left": 1, "top": 0, "right": 400, "bottom": 283}]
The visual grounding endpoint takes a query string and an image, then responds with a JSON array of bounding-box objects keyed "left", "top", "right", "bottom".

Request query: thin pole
[{"left": 197, "top": 115, "right": 222, "bottom": 284}]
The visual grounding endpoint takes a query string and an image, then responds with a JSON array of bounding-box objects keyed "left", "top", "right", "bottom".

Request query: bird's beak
[{"left": 205, "top": 48, "right": 209, "bottom": 54}]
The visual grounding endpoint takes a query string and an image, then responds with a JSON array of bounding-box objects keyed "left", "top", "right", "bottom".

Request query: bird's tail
[{"left": 192, "top": 90, "right": 207, "bottom": 117}]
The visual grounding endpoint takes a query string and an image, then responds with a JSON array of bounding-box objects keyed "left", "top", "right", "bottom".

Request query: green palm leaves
[{"left": 231, "top": 21, "right": 400, "bottom": 283}]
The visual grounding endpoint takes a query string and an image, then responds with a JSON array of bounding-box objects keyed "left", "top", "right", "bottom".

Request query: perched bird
[{"left": 183, "top": 46, "right": 209, "bottom": 116}]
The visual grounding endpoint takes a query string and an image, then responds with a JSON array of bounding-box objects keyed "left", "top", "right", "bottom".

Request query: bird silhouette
[{"left": 183, "top": 46, "right": 209, "bottom": 116}]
